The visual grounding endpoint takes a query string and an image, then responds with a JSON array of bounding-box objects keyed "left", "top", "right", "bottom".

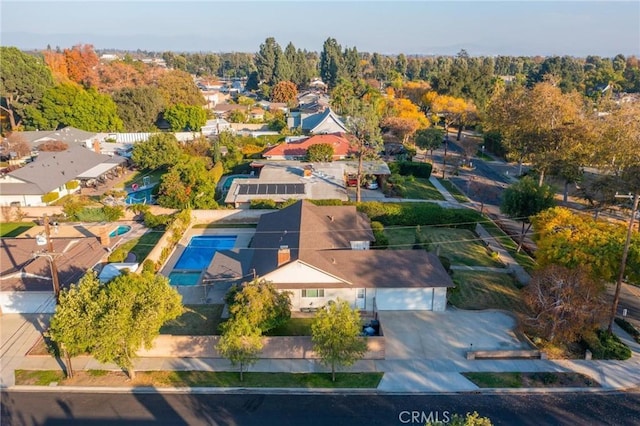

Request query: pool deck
[{"left": 160, "top": 227, "right": 255, "bottom": 304}]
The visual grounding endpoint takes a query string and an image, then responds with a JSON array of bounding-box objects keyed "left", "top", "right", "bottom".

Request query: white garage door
[{"left": 376, "top": 288, "right": 434, "bottom": 310}]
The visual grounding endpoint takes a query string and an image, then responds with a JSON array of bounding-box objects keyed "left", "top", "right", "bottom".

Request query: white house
[{"left": 245, "top": 200, "right": 453, "bottom": 312}]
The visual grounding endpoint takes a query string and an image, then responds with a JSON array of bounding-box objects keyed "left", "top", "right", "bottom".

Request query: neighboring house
[
  {"left": 0, "top": 237, "right": 109, "bottom": 313},
  {"left": 0, "top": 145, "right": 127, "bottom": 206},
  {"left": 248, "top": 200, "right": 453, "bottom": 312},
  {"left": 213, "top": 103, "right": 248, "bottom": 118},
  {"left": 13, "top": 126, "right": 99, "bottom": 150},
  {"left": 201, "top": 119, "right": 232, "bottom": 136},
  {"left": 249, "top": 108, "right": 266, "bottom": 121},
  {"left": 262, "top": 133, "right": 354, "bottom": 160},
  {"left": 287, "top": 108, "right": 348, "bottom": 134},
  {"left": 308, "top": 78, "right": 327, "bottom": 91}
]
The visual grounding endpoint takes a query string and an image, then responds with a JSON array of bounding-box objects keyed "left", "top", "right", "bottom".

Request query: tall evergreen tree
[{"left": 320, "top": 38, "right": 343, "bottom": 89}]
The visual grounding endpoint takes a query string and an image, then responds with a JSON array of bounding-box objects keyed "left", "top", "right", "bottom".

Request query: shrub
[
  {"left": 41, "top": 191, "right": 59, "bottom": 204},
  {"left": 108, "top": 246, "right": 128, "bottom": 263},
  {"left": 144, "top": 212, "right": 172, "bottom": 229},
  {"left": 65, "top": 180, "right": 79, "bottom": 190},
  {"left": 142, "top": 259, "right": 157, "bottom": 274},
  {"left": 250, "top": 199, "right": 277, "bottom": 209},
  {"left": 102, "top": 205, "right": 124, "bottom": 221},
  {"left": 371, "top": 221, "right": 388, "bottom": 249},
  {"left": 396, "top": 161, "right": 432, "bottom": 178},
  {"left": 583, "top": 329, "right": 631, "bottom": 360},
  {"left": 615, "top": 318, "right": 640, "bottom": 344},
  {"left": 438, "top": 256, "right": 452, "bottom": 275}
]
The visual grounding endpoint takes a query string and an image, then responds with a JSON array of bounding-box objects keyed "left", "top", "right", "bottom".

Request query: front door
[{"left": 356, "top": 288, "right": 365, "bottom": 309}]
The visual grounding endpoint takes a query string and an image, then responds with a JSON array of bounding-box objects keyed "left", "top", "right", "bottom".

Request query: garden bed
[{"left": 463, "top": 372, "right": 599, "bottom": 388}]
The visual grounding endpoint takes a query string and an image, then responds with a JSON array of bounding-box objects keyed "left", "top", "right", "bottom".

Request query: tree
[
  {"left": 426, "top": 411, "right": 493, "bottom": 426},
  {"left": 49, "top": 271, "right": 107, "bottom": 378},
  {"left": 271, "top": 80, "right": 298, "bottom": 104},
  {"left": 163, "top": 103, "right": 207, "bottom": 131},
  {"left": 226, "top": 279, "right": 291, "bottom": 333},
  {"left": 112, "top": 86, "right": 164, "bottom": 132},
  {"left": 0, "top": 47, "right": 54, "bottom": 130},
  {"left": 320, "top": 38, "right": 343, "bottom": 89},
  {"left": 306, "top": 143, "right": 335, "bottom": 162},
  {"left": 345, "top": 100, "right": 383, "bottom": 202},
  {"left": 24, "top": 83, "right": 123, "bottom": 132},
  {"left": 91, "top": 272, "right": 182, "bottom": 379},
  {"left": 311, "top": 300, "right": 366, "bottom": 382},
  {"left": 415, "top": 128, "right": 444, "bottom": 162},
  {"left": 255, "top": 37, "right": 279, "bottom": 85},
  {"left": 531, "top": 207, "right": 637, "bottom": 283},
  {"left": 2, "top": 132, "right": 31, "bottom": 157},
  {"left": 157, "top": 155, "right": 218, "bottom": 209},
  {"left": 37, "top": 140, "right": 68, "bottom": 152},
  {"left": 217, "top": 316, "right": 263, "bottom": 381},
  {"left": 131, "top": 133, "right": 181, "bottom": 170},
  {"left": 63, "top": 44, "right": 99, "bottom": 88},
  {"left": 155, "top": 70, "right": 205, "bottom": 107},
  {"left": 500, "top": 177, "right": 556, "bottom": 252},
  {"left": 523, "top": 265, "right": 606, "bottom": 344}
]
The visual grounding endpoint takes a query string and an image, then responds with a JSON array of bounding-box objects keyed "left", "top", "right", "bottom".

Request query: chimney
[
  {"left": 99, "top": 226, "right": 111, "bottom": 247},
  {"left": 277, "top": 245, "right": 290, "bottom": 266}
]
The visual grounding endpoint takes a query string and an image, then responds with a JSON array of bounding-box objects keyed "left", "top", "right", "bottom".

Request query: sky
[{"left": 1, "top": 1, "right": 639, "bottom": 57}]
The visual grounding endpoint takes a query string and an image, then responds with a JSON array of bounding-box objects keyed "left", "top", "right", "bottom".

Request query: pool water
[
  {"left": 222, "top": 175, "right": 250, "bottom": 192},
  {"left": 109, "top": 225, "right": 131, "bottom": 237},
  {"left": 169, "top": 271, "right": 202, "bottom": 286},
  {"left": 171, "top": 236, "right": 237, "bottom": 285}
]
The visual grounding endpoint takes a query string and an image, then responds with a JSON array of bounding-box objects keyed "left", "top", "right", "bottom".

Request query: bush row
[
  {"left": 388, "top": 161, "right": 433, "bottom": 178},
  {"left": 615, "top": 317, "right": 640, "bottom": 344},
  {"left": 583, "top": 329, "right": 631, "bottom": 360},
  {"left": 356, "top": 202, "right": 480, "bottom": 229}
]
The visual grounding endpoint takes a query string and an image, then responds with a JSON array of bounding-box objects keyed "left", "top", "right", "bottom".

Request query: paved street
[{"left": 2, "top": 390, "right": 640, "bottom": 425}]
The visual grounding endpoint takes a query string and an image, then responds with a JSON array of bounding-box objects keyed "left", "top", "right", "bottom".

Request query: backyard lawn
[
  {"left": 119, "top": 169, "right": 164, "bottom": 190},
  {"left": 113, "top": 230, "right": 164, "bottom": 263},
  {"left": 449, "top": 271, "right": 526, "bottom": 314},
  {"left": 402, "top": 177, "right": 445, "bottom": 200},
  {"left": 160, "top": 304, "right": 224, "bottom": 335},
  {"left": 264, "top": 318, "right": 314, "bottom": 336},
  {"left": 384, "top": 226, "right": 504, "bottom": 267},
  {"left": 0, "top": 222, "right": 35, "bottom": 238}
]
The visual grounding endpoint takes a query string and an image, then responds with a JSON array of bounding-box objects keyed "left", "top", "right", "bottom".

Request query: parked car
[
  {"left": 346, "top": 174, "right": 358, "bottom": 187},
  {"left": 366, "top": 181, "right": 379, "bottom": 190}
]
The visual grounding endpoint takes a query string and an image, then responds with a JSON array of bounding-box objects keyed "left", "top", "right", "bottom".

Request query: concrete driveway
[{"left": 378, "top": 309, "right": 530, "bottom": 361}]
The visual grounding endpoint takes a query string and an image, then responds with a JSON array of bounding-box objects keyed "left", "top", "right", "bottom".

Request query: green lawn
[
  {"left": 449, "top": 271, "right": 526, "bottom": 314},
  {"left": 112, "top": 230, "right": 164, "bottom": 263},
  {"left": 384, "top": 226, "right": 503, "bottom": 267},
  {"left": 119, "top": 169, "right": 165, "bottom": 190},
  {"left": 160, "top": 304, "right": 225, "bottom": 335},
  {"left": 402, "top": 177, "right": 445, "bottom": 200},
  {"left": 15, "top": 370, "right": 384, "bottom": 388},
  {"left": 479, "top": 219, "right": 537, "bottom": 272},
  {"left": 0, "top": 222, "right": 35, "bottom": 238},
  {"left": 437, "top": 179, "right": 469, "bottom": 203},
  {"left": 265, "top": 318, "right": 314, "bottom": 336}
]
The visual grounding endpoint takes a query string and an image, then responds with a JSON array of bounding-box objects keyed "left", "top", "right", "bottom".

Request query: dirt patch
[{"left": 522, "top": 372, "right": 598, "bottom": 387}]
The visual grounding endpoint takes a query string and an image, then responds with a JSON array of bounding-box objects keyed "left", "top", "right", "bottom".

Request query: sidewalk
[{"left": 2, "top": 311, "right": 639, "bottom": 393}]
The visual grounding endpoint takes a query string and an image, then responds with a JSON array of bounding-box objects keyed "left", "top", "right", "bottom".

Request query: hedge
[
  {"left": 41, "top": 192, "right": 59, "bottom": 204},
  {"left": 583, "top": 329, "right": 631, "bottom": 360},
  {"left": 615, "top": 318, "right": 640, "bottom": 344},
  {"left": 395, "top": 161, "right": 433, "bottom": 178},
  {"left": 356, "top": 202, "right": 480, "bottom": 229}
]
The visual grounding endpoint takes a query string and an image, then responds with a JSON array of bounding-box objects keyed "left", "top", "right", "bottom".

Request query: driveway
[{"left": 378, "top": 309, "right": 530, "bottom": 361}]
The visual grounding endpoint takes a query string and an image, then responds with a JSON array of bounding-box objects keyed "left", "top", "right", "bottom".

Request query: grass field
[
  {"left": 0, "top": 222, "right": 35, "bottom": 238},
  {"left": 119, "top": 169, "right": 165, "bottom": 190},
  {"left": 449, "top": 271, "right": 526, "bottom": 313},
  {"left": 479, "top": 219, "right": 537, "bottom": 272},
  {"left": 264, "top": 318, "right": 314, "bottom": 336},
  {"left": 437, "top": 179, "right": 469, "bottom": 203},
  {"left": 160, "top": 304, "right": 225, "bottom": 335},
  {"left": 402, "top": 177, "right": 445, "bottom": 200},
  {"left": 15, "top": 370, "right": 384, "bottom": 388},
  {"left": 385, "top": 226, "right": 503, "bottom": 267},
  {"left": 118, "top": 230, "right": 164, "bottom": 262}
]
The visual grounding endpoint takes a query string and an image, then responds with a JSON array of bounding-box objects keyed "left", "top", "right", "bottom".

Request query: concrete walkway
[{"left": 2, "top": 313, "right": 640, "bottom": 393}]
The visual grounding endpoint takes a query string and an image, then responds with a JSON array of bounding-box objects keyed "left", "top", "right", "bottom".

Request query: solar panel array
[{"left": 237, "top": 183, "right": 305, "bottom": 195}]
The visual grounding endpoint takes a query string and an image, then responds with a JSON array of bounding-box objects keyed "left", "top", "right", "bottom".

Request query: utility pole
[
  {"left": 608, "top": 191, "right": 639, "bottom": 332},
  {"left": 35, "top": 214, "right": 61, "bottom": 301}
]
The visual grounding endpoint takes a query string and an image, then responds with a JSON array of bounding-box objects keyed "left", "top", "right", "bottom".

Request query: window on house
[{"left": 302, "top": 289, "right": 325, "bottom": 297}]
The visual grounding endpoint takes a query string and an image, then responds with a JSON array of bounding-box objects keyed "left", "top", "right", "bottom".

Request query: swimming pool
[
  {"left": 222, "top": 175, "right": 250, "bottom": 192},
  {"left": 169, "top": 271, "right": 202, "bottom": 286},
  {"left": 126, "top": 185, "right": 157, "bottom": 205},
  {"left": 109, "top": 225, "right": 131, "bottom": 237},
  {"left": 171, "top": 235, "right": 237, "bottom": 285}
]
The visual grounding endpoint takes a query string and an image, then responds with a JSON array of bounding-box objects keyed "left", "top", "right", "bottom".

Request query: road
[{"left": 2, "top": 390, "right": 639, "bottom": 425}]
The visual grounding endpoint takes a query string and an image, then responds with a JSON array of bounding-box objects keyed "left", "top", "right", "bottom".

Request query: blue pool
[
  {"left": 173, "top": 235, "right": 237, "bottom": 273},
  {"left": 126, "top": 185, "right": 157, "bottom": 205},
  {"left": 109, "top": 225, "right": 131, "bottom": 237},
  {"left": 169, "top": 271, "right": 202, "bottom": 286},
  {"left": 222, "top": 175, "right": 250, "bottom": 192}
]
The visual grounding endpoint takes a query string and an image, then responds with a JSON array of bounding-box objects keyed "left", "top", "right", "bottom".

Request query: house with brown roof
[
  {"left": 262, "top": 133, "right": 354, "bottom": 160},
  {"left": 0, "top": 237, "right": 109, "bottom": 313},
  {"left": 248, "top": 200, "right": 453, "bottom": 312},
  {"left": 287, "top": 108, "right": 348, "bottom": 135}
]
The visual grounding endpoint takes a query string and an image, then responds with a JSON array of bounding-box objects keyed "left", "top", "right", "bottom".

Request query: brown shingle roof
[
  {"left": 0, "top": 237, "right": 108, "bottom": 291},
  {"left": 249, "top": 200, "right": 454, "bottom": 289}
]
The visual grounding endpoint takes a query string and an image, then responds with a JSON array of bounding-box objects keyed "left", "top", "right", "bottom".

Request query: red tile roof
[{"left": 263, "top": 133, "right": 354, "bottom": 159}]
